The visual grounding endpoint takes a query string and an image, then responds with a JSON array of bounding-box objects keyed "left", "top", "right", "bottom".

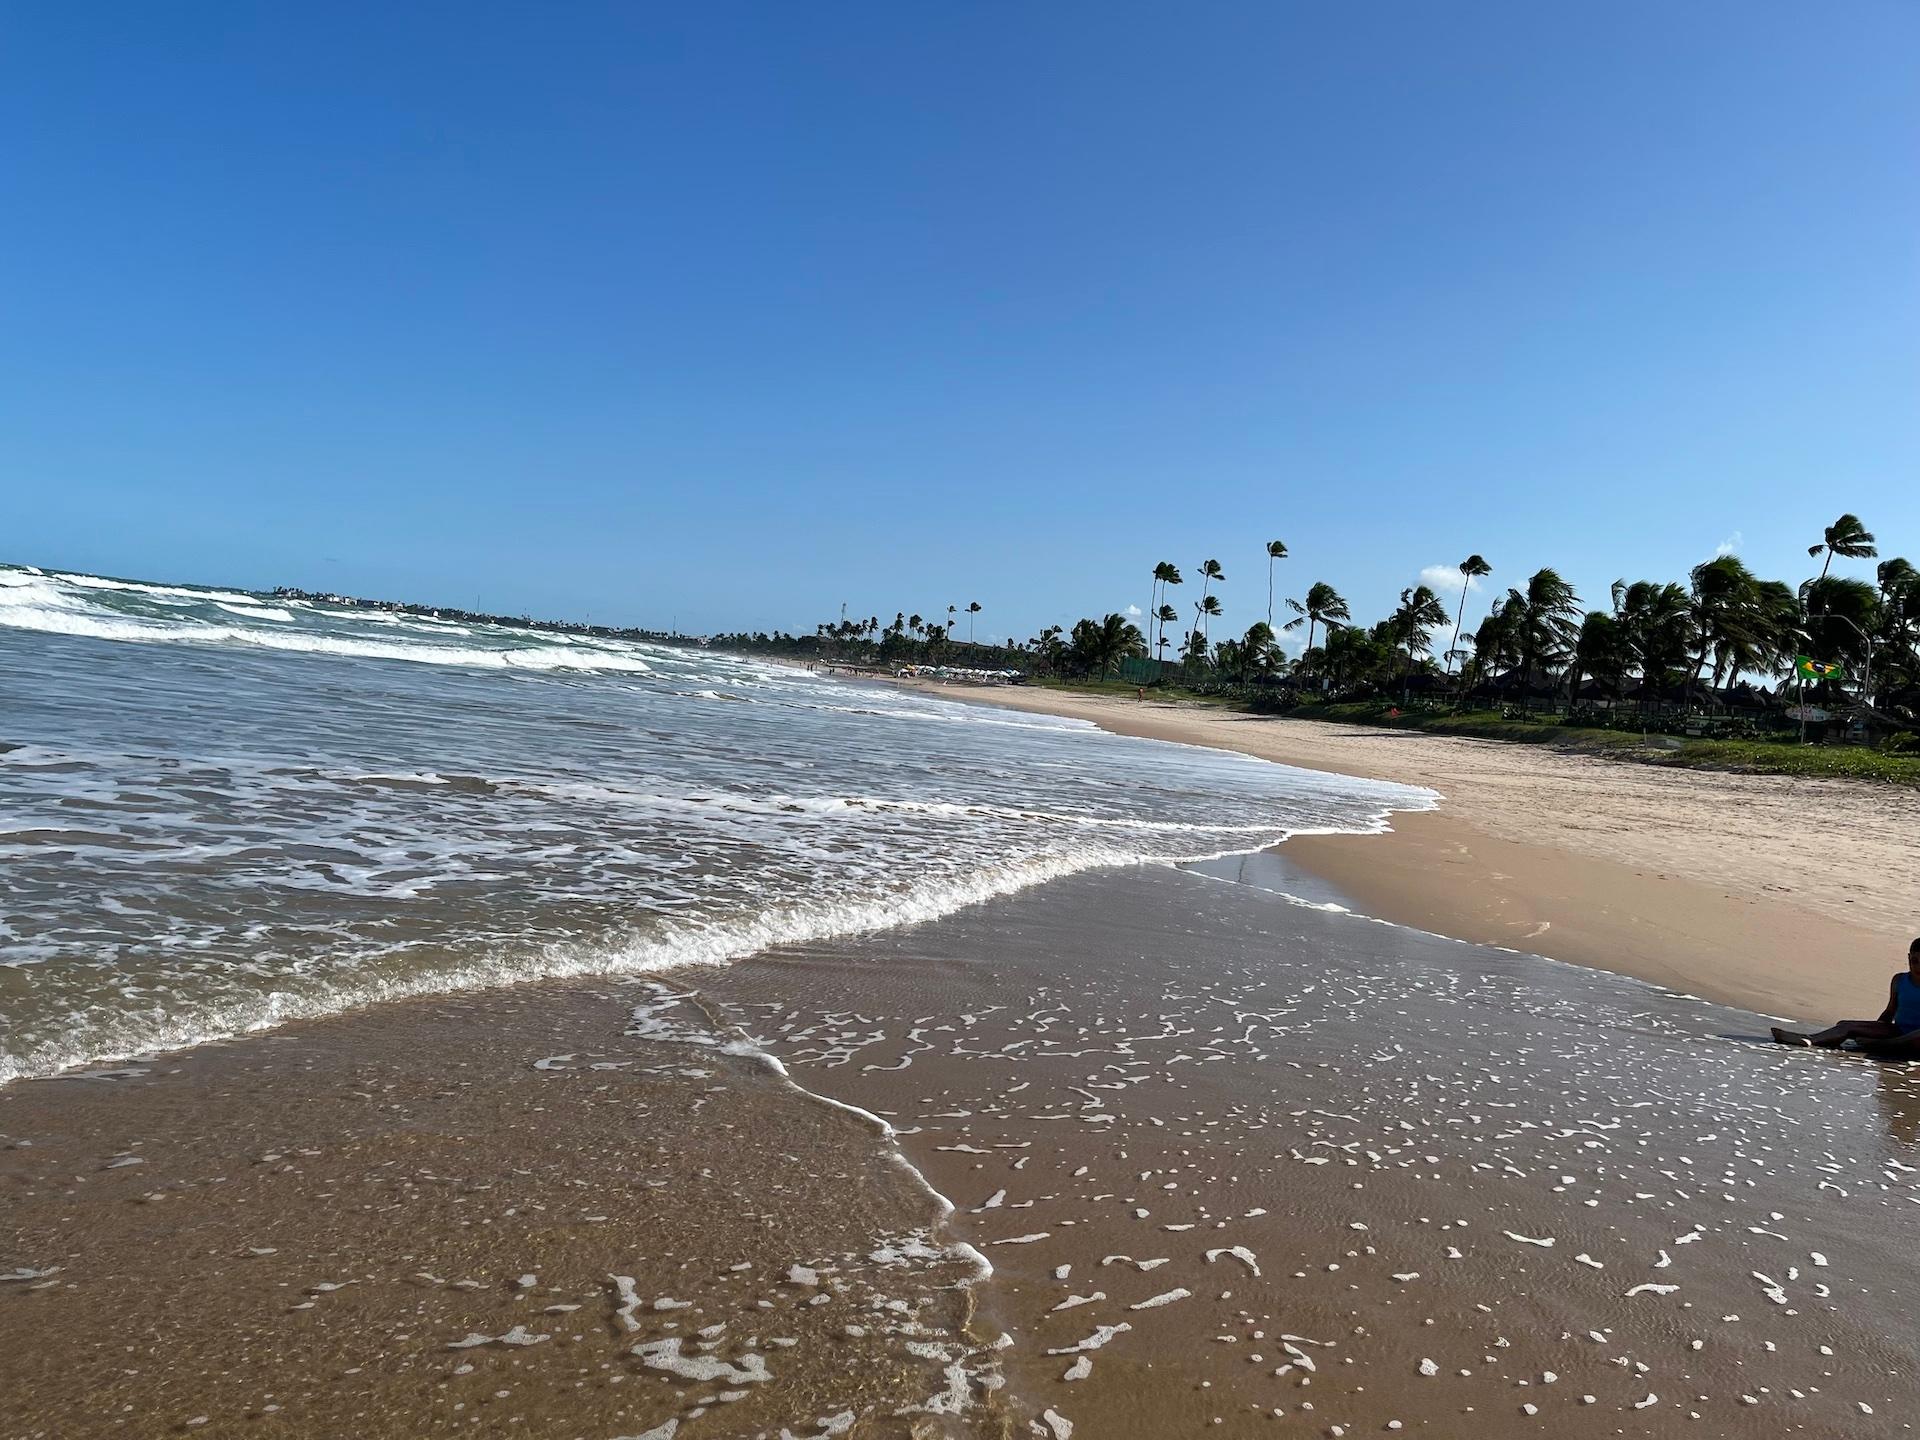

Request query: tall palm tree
[
  {"left": 966, "top": 601, "right": 982, "bottom": 644},
  {"left": 1264, "top": 541, "right": 1288, "bottom": 629},
  {"left": 1388, "top": 584, "right": 1450, "bottom": 695},
  {"left": 946, "top": 604, "right": 958, "bottom": 635},
  {"left": 1197, "top": 559, "right": 1225, "bottom": 634},
  {"left": 1809, "top": 513, "right": 1877, "bottom": 580},
  {"left": 1155, "top": 604, "right": 1180, "bottom": 660},
  {"left": 1282, "top": 582, "right": 1350, "bottom": 657},
  {"left": 1444, "top": 554, "right": 1492, "bottom": 676},
  {"left": 1194, "top": 593, "right": 1223, "bottom": 648},
  {"left": 1151, "top": 564, "right": 1182, "bottom": 665},
  {"left": 1149, "top": 562, "right": 1179, "bottom": 647}
]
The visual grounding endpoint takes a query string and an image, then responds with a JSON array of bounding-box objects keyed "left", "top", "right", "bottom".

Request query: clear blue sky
[{"left": 5, "top": 2, "right": 1917, "bottom": 646}]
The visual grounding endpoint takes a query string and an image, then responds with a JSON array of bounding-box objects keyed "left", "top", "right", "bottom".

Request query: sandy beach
[
  {"left": 8, "top": 674, "right": 1920, "bottom": 1438},
  {"left": 901, "top": 685, "right": 1920, "bottom": 1024},
  {"left": 10, "top": 859, "right": 1920, "bottom": 1439}
]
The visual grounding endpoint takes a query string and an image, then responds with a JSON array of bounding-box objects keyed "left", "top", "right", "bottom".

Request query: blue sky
[{"left": 5, "top": 2, "right": 1917, "bottom": 647}]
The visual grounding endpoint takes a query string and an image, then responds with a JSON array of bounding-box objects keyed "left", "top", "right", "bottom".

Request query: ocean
[{"left": 0, "top": 560, "right": 1432, "bottom": 1085}]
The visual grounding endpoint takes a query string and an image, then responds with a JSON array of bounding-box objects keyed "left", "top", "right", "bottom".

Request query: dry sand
[{"left": 905, "top": 685, "right": 1920, "bottom": 1024}]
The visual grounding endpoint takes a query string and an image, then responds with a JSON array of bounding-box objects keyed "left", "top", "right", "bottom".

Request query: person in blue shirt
[{"left": 1773, "top": 937, "right": 1920, "bottom": 1052}]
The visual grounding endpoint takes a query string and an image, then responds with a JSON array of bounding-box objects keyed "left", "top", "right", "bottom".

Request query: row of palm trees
[
  {"left": 707, "top": 513, "right": 1918, "bottom": 726},
  {"left": 1109, "top": 512, "right": 1917, "bottom": 717}
]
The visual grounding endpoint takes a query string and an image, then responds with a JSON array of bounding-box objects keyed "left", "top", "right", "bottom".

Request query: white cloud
[
  {"left": 1713, "top": 530, "right": 1743, "bottom": 558},
  {"left": 1123, "top": 603, "right": 1143, "bottom": 617},
  {"left": 1418, "top": 563, "right": 1482, "bottom": 597}
]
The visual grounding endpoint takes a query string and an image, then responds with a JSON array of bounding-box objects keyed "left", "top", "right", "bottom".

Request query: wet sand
[
  {"left": 8, "top": 859, "right": 1920, "bottom": 1437},
  {"left": 0, "top": 985, "right": 988, "bottom": 1439},
  {"left": 898, "top": 686, "right": 1920, "bottom": 1023}
]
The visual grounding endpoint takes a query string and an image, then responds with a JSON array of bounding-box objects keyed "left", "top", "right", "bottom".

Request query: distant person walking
[{"left": 1773, "top": 937, "right": 1920, "bottom": 1053}]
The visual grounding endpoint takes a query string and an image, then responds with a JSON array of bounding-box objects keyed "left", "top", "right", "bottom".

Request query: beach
[
  {"left": 9, "top": 857, "right": 1920, "bottom": 1438},
  {"left": 900, "top": 685, "right": 1920, "bottom": 1024},
  {"left": 7, "top": 586, "right": 1920, "bottom": 1438}
]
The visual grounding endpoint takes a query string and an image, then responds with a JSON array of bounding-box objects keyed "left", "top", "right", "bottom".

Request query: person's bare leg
[{"left": 1774, "top": 1020, "right": 1897, "bottom": 1048}]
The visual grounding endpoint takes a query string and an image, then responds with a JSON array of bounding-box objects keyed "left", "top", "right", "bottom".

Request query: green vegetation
[
  {"left": 1045, "top": 686, "right": 1920, "bottom": 787},
  {"left": 701, "top": 509, "right": 1920, "bottom": 776},
  {"left": 1280, "top": 701, "right": 1920, "bottom": 780}
]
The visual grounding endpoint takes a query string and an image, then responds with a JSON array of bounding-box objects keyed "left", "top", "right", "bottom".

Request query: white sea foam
[
  {"left": 1, "top": 849, "right": 1136, "bottom": 1082},
  {"left": 0, "top": 559, "right": 1436, "bottom": 1085},
  {"left": 2, "top": 602, "right": 657, "bottom": 672},
  {"left": 0, "top": 567, "right": 657, "bottom": 673}
]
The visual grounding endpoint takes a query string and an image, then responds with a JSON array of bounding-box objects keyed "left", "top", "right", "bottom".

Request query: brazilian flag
[{"left": 1795, "top": 656, "right": 1844, "bottom": 682}]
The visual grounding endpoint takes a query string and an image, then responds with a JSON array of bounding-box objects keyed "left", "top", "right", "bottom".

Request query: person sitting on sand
[{"left": 1772, "top": 937, "right": 1920, "bottom": 1054}]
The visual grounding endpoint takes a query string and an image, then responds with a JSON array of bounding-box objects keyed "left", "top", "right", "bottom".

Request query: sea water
[{"left": 0, "top": 561, "right": 1432, "bottom": 1083}]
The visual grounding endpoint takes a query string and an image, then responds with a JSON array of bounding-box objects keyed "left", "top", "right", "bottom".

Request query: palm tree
[
  {"left": 1194, "top": 593, "right": 1223, "bottom": 652},
  {"left": 1877, "top": 556, "right": 1918, "bottom": 601},
  {"left": 1282, "top": 582, "right": 1350, "bottom": 656},
  {"left": 1240, "top": 620, "right": 1277, "bottom": 681},
  {"left": 947, "top": 604, "right": 958, "bottom": 635},
  {"left": 1073, "top": 613, "right": 1146, "bottom": 679},
  {"left": 1689, "top": 556, "right": 1761, "bottom": 689},
  {"left": 1568, "top": 610, "right": 1630, "bottom": 706},
  {"left": 1264, "top": 541, "right": 1288, "bottom": 629},
  {"left": 1878, "top": 558, "right": 1919, "bottom": 682},
  {"left": 1212, "top": 637, "right": 1245, "bottom": 679},
  {"left": 966, "top": 601, "right": 982, "bottom": 644},
  {"left": 1613, "top": 579, "right": 1696, "bottom": 705},
  {"left": 1388, "top": 584, "right": 1450, "bottom": 696},
  {"left": 1149, "top": 562, "right": 1178, "bottom": 647},
  {"left": 1508, "top": 568, "right": 1581, "bottom": 709},
  {"left": 1462, "top": 598, "right": 1520, "bottom": 701},
  {"left": 1150, "top": 564, "right": 1182, "bottom": 667},
  {"left": 1444, "top": 555, "right": 1492, "bottom": 676},
  {"left": 1809, "top": 513, "right": 1877, "bottom": 580},
  {"left": 1801, "top": 575, "right": 1881, "bottom": 693},
  {"left": 1180, "top": 627, "right": 1209, "bottom": 668},
  {"left": 1154, "top": 604, "right": 1180, "bottom": 660},
  {"left": 1197, "top": 559, "right": 1225, "bottom": 635},
  {"left": 1030, "top": 624, "right": 1066, "bottom": 675}
]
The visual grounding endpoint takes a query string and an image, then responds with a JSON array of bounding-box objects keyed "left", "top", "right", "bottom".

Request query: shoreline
[
  {"left": 12, "top": 857, "right": 1910, "bottom": 1438},
  {"left": 892, "top": 680, "right": 1919, "bottom": 1023},
  {"left": 9, "top": 677, "right": 1920, "bottom": 1436}
]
